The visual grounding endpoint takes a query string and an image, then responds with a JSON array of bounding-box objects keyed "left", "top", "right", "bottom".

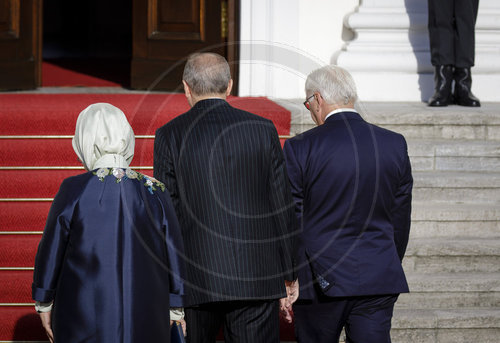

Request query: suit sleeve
[
  {"left": 283, "top": 139, "right": 304, "bottom": 226},
  {"left": 158, "top": 190, "right": 186, "bottom": 308},
  {"left": 392, "top": 138, "right": 413, "bottom": 261},
  {"left": 155, "top": 128, "right": 186, "bottom": 306},
  {"left": 268, "top": 125, "right": 297, "bottom": 281},
  {"left": 154, "top": 128, "right": 181, "bottom": 215},
  {"left": 32, "top": 180, "right": 74, "bottom": 302}
]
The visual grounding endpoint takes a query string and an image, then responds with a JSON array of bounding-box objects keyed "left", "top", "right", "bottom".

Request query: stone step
[
  {"left": 411, "top": 202, "right": 500, "bottom": 238},
  {"left": 283, "top": 99, "right": 500, "bottom": 171},
  {"left": 397, "top": 273, "right": 500, "bottom": 309},
  {"left": 359, "top": 102, "right": 500, "bottom": 141},
  {"left": 406, "top": 238, "right": 500, "bottom": 258},
  {"left": 411, "top": 219, "right": 500, "bottom": 239},
  {"left": 282, "top": 100, "right": 500, "bottom": 141},
  {"left": 412, "top": 171, "right": 500, "bottom": 203},
  {"left": 403, "top": 238, "right": 500, "bottom": 273},
  {"left": 408, "top": 139, "right": 500, "bottom": 172},
  {"left": 410, "top": 202, "right": 500, "bottom": 238},
  {"left": 390, "top": 308, "right": 500, "bottom": 343}
]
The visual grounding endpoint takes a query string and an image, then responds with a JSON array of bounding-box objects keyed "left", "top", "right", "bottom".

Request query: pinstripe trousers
[{"left": 185, "top": 300, "right": 280, "bottom": 343}]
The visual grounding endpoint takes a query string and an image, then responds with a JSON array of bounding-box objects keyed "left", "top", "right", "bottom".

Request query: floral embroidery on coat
[{"left": 93, "top": 168, "right": 166, "bottom": 194}]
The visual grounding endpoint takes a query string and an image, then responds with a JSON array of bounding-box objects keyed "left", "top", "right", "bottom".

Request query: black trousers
[
  {"left": 294, "top": 294, "right": 399, "bottom": 343},
  {"left": 428, "top": 0, "right": 479, "bottom": 67},
  {"left": 185, "top": 300, "right": 280, "bottom": 343}
]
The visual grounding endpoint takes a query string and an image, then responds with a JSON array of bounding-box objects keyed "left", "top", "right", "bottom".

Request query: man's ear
[
  {"left": 183, "top": 80, "right": 195, "bottom": 107},
  {"left": 225, "top": 79, "right": 233, "bottom": 97},
  {"left": 182, "top": 80, "right": 191, "bottom": 98},
  {"left": 312, "top": 92, "right": 325, "bottom": 125},
  {"left": 314, "top": 92, "right": 322, "bottom": 108}
]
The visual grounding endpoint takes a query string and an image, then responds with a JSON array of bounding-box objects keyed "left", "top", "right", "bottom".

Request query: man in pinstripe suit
[{"left": 154, "top": 53, "right": 298, "bottom": 342}]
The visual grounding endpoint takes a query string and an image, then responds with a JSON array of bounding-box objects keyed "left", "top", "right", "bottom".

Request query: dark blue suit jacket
[{"left": 283, "top": 111, "right": 412, "bottom": 299}]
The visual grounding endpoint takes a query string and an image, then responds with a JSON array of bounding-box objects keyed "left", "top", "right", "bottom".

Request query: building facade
[{"left": 239, "top": 0, "right": 500, "bottom": 102}]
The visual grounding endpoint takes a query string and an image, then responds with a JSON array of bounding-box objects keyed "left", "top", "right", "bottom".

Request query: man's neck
[
  {"left": 322, "top": 104, "right": 355, "bottom": 123},
  {"left": 190, "top": 94, "right": 226, "bottom": 106}
]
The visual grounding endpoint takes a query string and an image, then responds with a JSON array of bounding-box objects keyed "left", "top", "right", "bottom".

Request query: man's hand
[
  {"left": 285, "top": 279, "right": 299, "bottom": 305},
  {"left": 39, "top": 311, "right": 54, "bottom": 343},
  {"left": 179, "top": 319, "right": 186, "bottom": 336},
  {"left": 279, "top": 297, "right": 293, "bottom": 323},
  {"left": 279, "top": 279, "right": 299, "bottom": 323}
]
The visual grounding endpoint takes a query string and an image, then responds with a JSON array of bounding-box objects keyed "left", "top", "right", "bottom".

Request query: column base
[{"left": 349, "top": 72, "right": 500, "bottom": 102}]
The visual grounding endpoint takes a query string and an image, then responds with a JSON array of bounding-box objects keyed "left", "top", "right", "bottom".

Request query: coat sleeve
[
  {"left": 283, "top": 139, "right": 304, "bottom": 226},
  {"left": 32, "top": 180, "right": 75, "bottom": 302},
  {"left": 158, "top": 190, "right": 186, "bottom": 308},
  {"left": 268, "top": 125, "right": 297, "bottom": 281},
  {"left": 392, "top": 137, "right": 413, "bottom": 261}
]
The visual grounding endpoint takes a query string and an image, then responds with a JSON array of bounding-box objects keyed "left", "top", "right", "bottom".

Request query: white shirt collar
[{"left": 324, "top": 108, "right": 358, "bottom": 121}]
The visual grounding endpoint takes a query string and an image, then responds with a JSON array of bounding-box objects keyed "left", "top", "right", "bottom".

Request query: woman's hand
[
  {"left": 171, "top": 319, "right": 187, "bottom": 337},
  {"left": 39, "top": 311, "right": 54, "bottom": 343},
  {"left": 170, "top": 307, "right": 186, "bottom": 336}
]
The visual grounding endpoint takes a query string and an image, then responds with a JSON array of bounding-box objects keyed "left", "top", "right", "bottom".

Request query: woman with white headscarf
[{"left": 32, "top": 103, "right": 185, "bottom": 342}]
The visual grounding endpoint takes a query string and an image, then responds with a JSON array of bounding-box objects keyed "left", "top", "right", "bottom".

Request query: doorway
[
  {"left": 130, "top": 0, "right": 240, "bottom": 93},
  {"left": 42, "top": 0, "right": 132, "bottom": 87},
  {"left": 0, "top": 0, "right": 239, "bottom": 91}
]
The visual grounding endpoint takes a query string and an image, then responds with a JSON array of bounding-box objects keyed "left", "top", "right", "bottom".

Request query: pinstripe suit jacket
[{"left": 154, "top": 98, "right": 296, "bottom": 306}]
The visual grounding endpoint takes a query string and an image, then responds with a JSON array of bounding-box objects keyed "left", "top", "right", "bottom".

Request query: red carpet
[
  {"left": 0, "top": 94, "right": 290, "bottom": 137},
  {"left": 0, "top": 236, "right": 40, "bottom": 269},
  {"left": 0, "top": 202, "right": 52, "bottom": 231},
  {"left": 0, "top": 93, "right": 294, "bottom": 341},
  {"left": 42, "top": 60, "right": 126, "bottom": 87}
]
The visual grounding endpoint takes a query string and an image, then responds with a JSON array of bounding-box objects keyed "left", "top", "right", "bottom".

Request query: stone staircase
[{"left": 276, "top": 100, "right": 500, "bottom": 343}]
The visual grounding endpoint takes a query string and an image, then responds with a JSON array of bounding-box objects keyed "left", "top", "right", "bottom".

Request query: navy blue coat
[
  {"left": 283, "top": 111, "right": 412, "bottom": 299},
  {"left": 32, "top": 168, "right": 185, "bottom": 342}
]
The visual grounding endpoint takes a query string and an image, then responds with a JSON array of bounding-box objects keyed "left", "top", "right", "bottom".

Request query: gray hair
[
  {"left": 305, "top": 65, "right": 358, "bottom": 105},
  {"left": 182, "top": 53, "right": 231, "bottom": 95}
]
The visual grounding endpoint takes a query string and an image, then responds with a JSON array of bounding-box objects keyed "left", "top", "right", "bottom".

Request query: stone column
[{"left": 336, "top": 0, "right": 500, "bottom": 102}]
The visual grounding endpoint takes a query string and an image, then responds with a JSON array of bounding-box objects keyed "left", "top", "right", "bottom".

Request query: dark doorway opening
[{"left": 42, "top": 0, "right": 132, "bottom": 87}]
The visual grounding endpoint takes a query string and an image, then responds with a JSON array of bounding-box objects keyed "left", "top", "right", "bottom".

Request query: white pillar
[
  {"left": 238, "top": 0, "right": 357, "bottom": 99},
  {"left": 239, "top": 0, "right": 306, "bottom": 98},
  {"left": 336, "top": 0, "right": 500, "bottom": 102}
]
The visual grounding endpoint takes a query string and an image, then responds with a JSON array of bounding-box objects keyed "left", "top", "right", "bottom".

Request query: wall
[
  {"left": 239, "top": 0, "right": 358, "bottom": 98},
  {"left": 336, "top": 0, "right": 500, "bottom": 101},
  {"left": 239, "top": 0, "right": 500, "bottom": 102}
]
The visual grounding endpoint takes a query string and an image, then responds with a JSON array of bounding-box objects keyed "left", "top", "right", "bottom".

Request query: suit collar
[
  {"left": 192, "top": 98, "right": 227, "bottom": 108},
  {"left": 324, "top": 110, "right": 363, "bottom": 123},
  {"left": 324, "top": 108, "right": 357, "bottom": 121}
]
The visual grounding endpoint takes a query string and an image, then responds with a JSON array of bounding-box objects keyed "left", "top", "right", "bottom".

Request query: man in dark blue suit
[{"left": 283, "top": 66, "right": 413, "bottom": 342}]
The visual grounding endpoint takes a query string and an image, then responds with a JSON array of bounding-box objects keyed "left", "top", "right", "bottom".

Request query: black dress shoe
[
  {"left": 428, "top": 65, "right": 454, "bottom": 106},
  {"left": 454, "top": 67, "right": 481, "bottom": 107}
]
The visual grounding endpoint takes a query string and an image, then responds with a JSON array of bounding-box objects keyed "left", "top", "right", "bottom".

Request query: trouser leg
[
  {"left": 454, "top": 0, "right": 479, "bottom": 67},
  {"left": 344, "top": 295, "right": 398, "bottom": 343},
  {"left": 185, "top": 305, "right": 223, "bottom": 343},
  {"left": 223, "top": 300, "right": 280, "bottom": 343},
  {"left": 294, "top": 297, "right": 352, "bottom": 343},
  {"left": 428, "top": 0, "right": 455, "bottom": 66}
]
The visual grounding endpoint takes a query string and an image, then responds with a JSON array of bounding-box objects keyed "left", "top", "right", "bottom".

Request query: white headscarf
[{"left": 72, "top": 103, "right": 135, "bottom": 171}]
